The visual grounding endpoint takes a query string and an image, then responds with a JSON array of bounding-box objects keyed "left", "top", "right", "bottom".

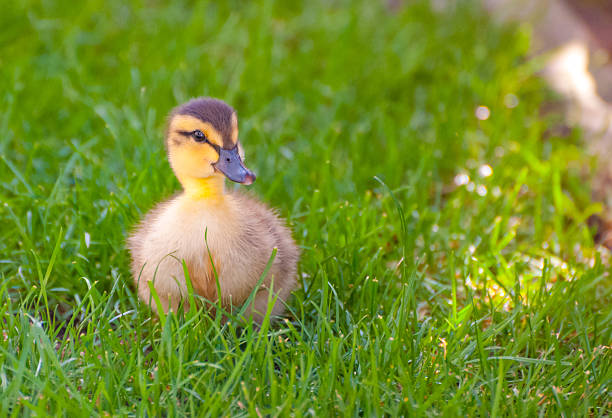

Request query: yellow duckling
[{"left": 128, "top": 98, "right": 299, "bottom": 322}]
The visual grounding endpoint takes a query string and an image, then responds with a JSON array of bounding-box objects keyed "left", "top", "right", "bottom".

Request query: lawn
[{"left": 0, "top": 0, "right": 610, "bottom": 415}]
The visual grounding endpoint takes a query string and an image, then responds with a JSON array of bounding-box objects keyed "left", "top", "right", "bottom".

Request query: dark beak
[{"left": 213, "top": 147, "right": 256, "bottom": 185}]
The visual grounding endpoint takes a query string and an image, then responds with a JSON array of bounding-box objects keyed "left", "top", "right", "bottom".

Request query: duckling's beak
[{"left": 213, "top": 147, "right": 256, "bottom": 185}]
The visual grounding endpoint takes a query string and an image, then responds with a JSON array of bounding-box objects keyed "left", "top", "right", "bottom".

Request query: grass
[{"left": 0, "top": 0, "right": 610, "bottom": 415}]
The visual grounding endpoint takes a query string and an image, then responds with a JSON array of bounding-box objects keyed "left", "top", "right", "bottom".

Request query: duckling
[{"left": 127, "top": 98, "right": 299, "bottom": 322}]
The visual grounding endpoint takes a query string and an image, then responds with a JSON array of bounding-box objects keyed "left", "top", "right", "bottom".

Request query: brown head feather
[{"left": 167, "top": 98, "right": 236, "bottom": 149}]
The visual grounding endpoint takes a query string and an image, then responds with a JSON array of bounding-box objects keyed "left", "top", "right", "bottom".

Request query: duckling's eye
[{"left": 192, "top": 130, "right": 207, "bottom": 142}]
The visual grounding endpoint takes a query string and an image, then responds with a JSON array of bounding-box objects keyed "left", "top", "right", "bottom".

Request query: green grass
[{"left": 1, "top": 0, "right": 610, "bottom": 415}]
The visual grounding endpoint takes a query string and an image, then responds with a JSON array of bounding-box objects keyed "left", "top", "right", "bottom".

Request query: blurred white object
[{"left": 484, "top": 0, "right": 612, "bottom": 244}]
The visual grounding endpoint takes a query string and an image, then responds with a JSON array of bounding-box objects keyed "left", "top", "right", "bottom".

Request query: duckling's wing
[
  {"left": 230, "top": 190, "right": 300, "bottom": 284},
  {"left": 229, "top": 190, "right": 300, "bottom": 319}
]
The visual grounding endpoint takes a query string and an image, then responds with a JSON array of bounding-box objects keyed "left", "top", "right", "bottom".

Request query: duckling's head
[{"left": 165, "top": 98, "right": 256, "bottom": 190}]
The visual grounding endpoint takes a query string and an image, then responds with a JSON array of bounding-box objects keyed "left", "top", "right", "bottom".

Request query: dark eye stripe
[
  {"left": 177, "top": 130, "right": 221, "bottom": 152},
  {"left": 177, "top": 130, "right": 194, "bottom": 138}
]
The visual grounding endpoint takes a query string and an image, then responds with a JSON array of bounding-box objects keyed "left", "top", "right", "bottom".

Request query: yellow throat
[{"left": 179, "top": 174, "right": 226, "bottom": 201}]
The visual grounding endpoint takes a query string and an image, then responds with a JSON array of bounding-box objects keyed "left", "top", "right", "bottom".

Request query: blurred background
[{"left": 483, "top": 0, "right": 612, "bottom": 245}]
